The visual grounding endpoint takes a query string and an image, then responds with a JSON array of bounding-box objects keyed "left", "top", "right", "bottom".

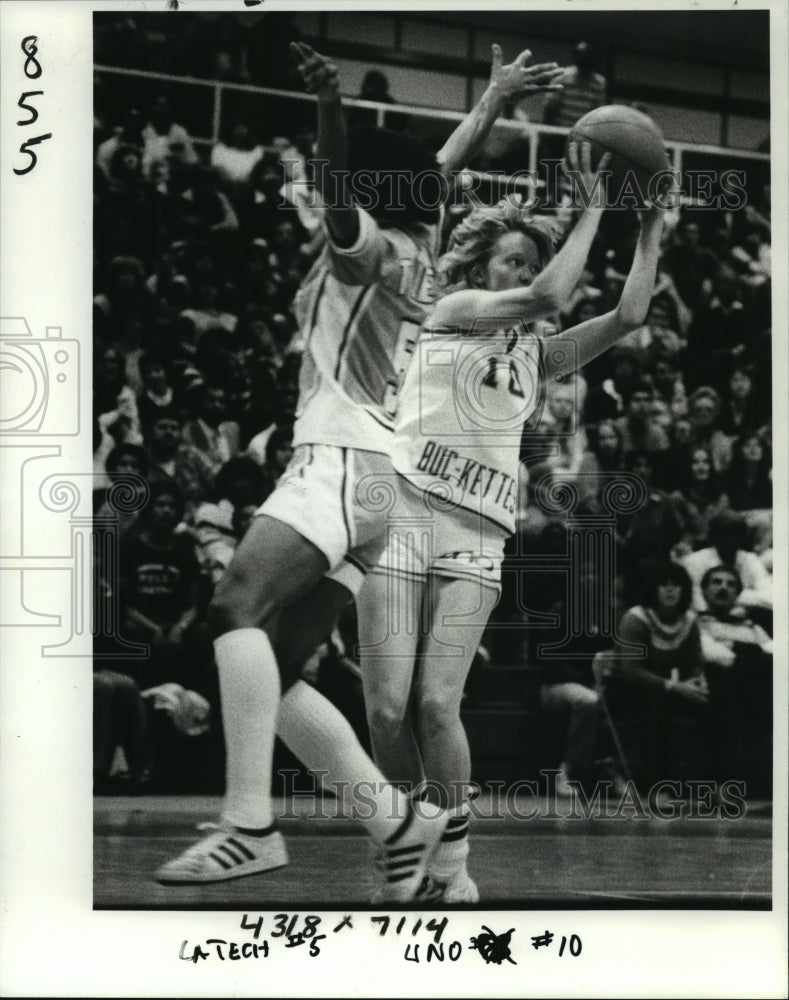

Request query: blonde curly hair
[{"left": 439, "top": 197, "right": 558, "bottom": 295}]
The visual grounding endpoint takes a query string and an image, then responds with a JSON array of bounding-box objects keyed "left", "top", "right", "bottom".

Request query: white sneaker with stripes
[
  {"left": 370, "top": 807, "right": 449, "bottom": 903},
  {"left": 155, "top": 823, "right": 288, "bottom": 884},
  {"left": 419, "top": 866, "right": 480, "bottom": 904}
]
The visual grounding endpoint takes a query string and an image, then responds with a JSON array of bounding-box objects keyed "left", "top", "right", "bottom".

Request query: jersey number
[{"left": 483, "top": 357, "right": 525, "bottom": 398}]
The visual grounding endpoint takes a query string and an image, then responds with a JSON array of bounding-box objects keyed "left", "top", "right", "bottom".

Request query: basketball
[{"left": 566, "top": 105, "right": 672, "bottom": 200}]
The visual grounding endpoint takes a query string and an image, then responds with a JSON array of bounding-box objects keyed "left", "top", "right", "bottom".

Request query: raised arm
[
  {"left": 433, "top": 143, "right": 609, "bottom": 330},
  {"left": 545, "top": 206, "right": 664, "bottom": 379},
  {"left": 437, "top": 44, "right": 564, "bottom": 178},
  {"left": 290, "top": 42, "right": 358, "bottom": 248}
]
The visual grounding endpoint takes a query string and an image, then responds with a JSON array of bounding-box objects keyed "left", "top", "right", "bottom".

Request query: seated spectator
[
  {"left": 246, "top": 379, "right": 298, "bottom": 466},
  {"left": 682, "top": 511, "right": 772, "bottom": 615},
  {"left": 119, "top": 480, "right": 201, "bottom": 690},
  {"left": 96, "top": 443, "right": 149, "bottom": 541},
  {"left": 614, "top": 379, "right": 670, "bottom": 458},
  {"left": 262, "top": 424, "right": 295, "bottom": 486},
  {"left": 583, "top": 344, "right": 640, "bottom": 426},
  {"left": 719, "top": 364, "right": 761, "bottom": 440},
  {"left": 697, "top": 565, "right": 773, "bottom": 667},
  {"left": 136, "top": 350, "right": 174, "bottom": 419},
  {"left": 360, "top": 69, "right": 395, "bottom": 105},
  {"left": 145, "top": 406, "right": 215, "bottom": 521},
  {"left": 214, "top": 455, "right": 273, "bottom": 512},
  {"left": 686, "top": 386, "right": 732, "bottom": 473},
  {"left": 731, "top": 226, "right": 771, "bottom": 292},
  {"left": 685, "top": 264, "right": 753, "bottom": 394},
  {"left": 577, "top": 419, "right": 624, "bottom": 510},
  {"left": 94, "top": 667, "right": 149, "bottom": 793},
  {"left": 725, "top": 433, "right": 772, "bottom": 513},
  {"left": 607, "top": 562, "right": 709, "bottom": 790},
  {"left": 94, "top": 344, "right": 143, "bottom": 471},
  {"left": 242, "top": 153, "right": 303, "bottom": 241},
  {"left": 696, "top": 565, "right": 772, "bottom": 794},
  {"left": 542, "top": 42, "right": 606, "bottom": 202},
  {"left": 141, "top": 95, "right": 198, "bottom": 181},
  {"left": 648, "top": 397, "right": 674, "bottom": 437},
  {"left": 183, "top": 383, "right": 241, "bottom": 478},
  {"left": 210, "top": 119, "right": 265, "bottom": 189},
  {"left": 670, "top": 416, "right": 695, "bottom": 452},
  {"left": 193, "top": 500, "right": 237, "bottom": 588},
  {"left": 162, "top": 161, "right": 240, "bottom": 245},
  {"left": 646, "top": 352, "right": 687, "bottom": 420},
  {"left": 351, "top": 69, "right": 397, "bottom": 129},
  {"left": 94, "top": 255, "right": 155, "bottom": 343},
  {"left": 536, "top": 382, "right": 587, "bottom": 477},
  {"left": 650, "top": 269, "right": 692, "bottom": 335},
  {"left": 617, "top": 298, "right": 685, "bottom": 368},
  {"left": 618, "top": 451, "right": 684, "bottom": 581},
  {"left": 538, "top": 561, "right": 609, "bottom": 795},
  {"left": 515, "top": 463, "right": 558, "bottom": 550},
  {"left": 662, "top": 217, "right": 718, "bottom": 312},
  {"left": 669, "top": 445, "right": 731, "bottom": 554}
]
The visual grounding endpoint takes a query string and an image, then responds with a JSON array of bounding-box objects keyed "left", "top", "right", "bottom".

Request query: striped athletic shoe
[
  {"left": 419, "top": 867, "right": 480, "bottom": 904},
  {"left": 370, "top": 806, "right": 449, "bottom": 903},
  {"left": 155, "top": 823, "right": 288, "bottom": 884}
]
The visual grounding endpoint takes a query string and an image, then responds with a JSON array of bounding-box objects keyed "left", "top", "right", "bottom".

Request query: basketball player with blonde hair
[{"left": 357, "top": 151, "right": 665, "bottom": 901}]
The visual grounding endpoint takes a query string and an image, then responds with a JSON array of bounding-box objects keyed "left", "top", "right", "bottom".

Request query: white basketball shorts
[
  {"left": 256, "top": 444, "right": 394, "bottom": 595},
  {"left": 369, "top": 475, "right": 508, "bottom": 592}
]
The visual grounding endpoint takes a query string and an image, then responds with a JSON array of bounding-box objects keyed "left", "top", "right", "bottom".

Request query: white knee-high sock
[
  {"left": 278, "top": 680, "right": 418, "bottom": 844},
  {"left": 216, "top": 628, "right": 280, "bottom": 829},
  {"left": 429, "top": 803, "right": 470, "bottom": 878}
]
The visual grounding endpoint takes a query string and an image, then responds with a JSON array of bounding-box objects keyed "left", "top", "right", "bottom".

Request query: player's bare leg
[
  {"left": 276, "top": 575, "right": 449, "bottom": 900},
  {"left": 415, "top": 575, "right": 499, "bottom": 903},
  {"left": 357, "top": 570, "right": 425, "bottom": 791},
  {"left": 155, "top": 515, "right": 330, "bottom": 884},
  {"left": 157, "top": 531, "right": 449, "bottom": 898}
]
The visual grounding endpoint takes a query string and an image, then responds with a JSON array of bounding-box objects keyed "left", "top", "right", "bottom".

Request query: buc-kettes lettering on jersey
[
  {"left": 392, "top": 323, "right": 545, "bottom": 534},
  {"left": 291, "top": 208, "right": 438, "bottom": 455}
]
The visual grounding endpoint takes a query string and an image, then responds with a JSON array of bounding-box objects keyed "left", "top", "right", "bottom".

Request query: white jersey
[
  {"left": 292, "top": 207, "right": 438, "bottom": 455},
  {"left": 391, "top": 322, "right": 545, "bottom": 534}
]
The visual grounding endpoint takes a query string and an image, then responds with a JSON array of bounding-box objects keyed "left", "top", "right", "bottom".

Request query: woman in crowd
[
  {"left": 669, "top": 444, "right": 731, "bottom": 553},
  {"left": 686, "top": 385, "right": 733, "bottom": 474},
  {"left": 607, "top": 562, "right": 709, "bottom": 790},
  {"left": 725, "top": 432, "right": 772, "bottom": 513},
  {"left": 577, "top": 418, "right": 625, "bottom": 510},
  {"left": 719, "top": 364, "right": 761, "bottom": 440}
]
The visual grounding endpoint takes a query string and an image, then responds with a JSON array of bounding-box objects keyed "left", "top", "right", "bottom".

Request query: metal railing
[{"left": 95, "top": 64, "right": 770, "bottom": 189}]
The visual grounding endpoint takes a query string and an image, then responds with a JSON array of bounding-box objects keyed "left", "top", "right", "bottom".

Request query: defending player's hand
[
  {"left": 489, "top": 43, "right": 565, "bottom": 99},
  {"left": 290, "top": 42, "right": 340, "bottom": 100},
  {"left": 562, "top": 140, "right": 612, "bottom": 209}
]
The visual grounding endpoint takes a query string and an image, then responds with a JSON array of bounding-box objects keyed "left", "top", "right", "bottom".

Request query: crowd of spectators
[{"left": 92, "top": 20, "right": 773, "bottom": 800}]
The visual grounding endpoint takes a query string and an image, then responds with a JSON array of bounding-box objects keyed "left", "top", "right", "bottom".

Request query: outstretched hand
[
  {"left": 290, "top": 41, "right": 340, "bottom": 100},
  {"left": 562, "top": 140, "right": 612, "bottom": 208},
  {"left": 489, "top": 43, "right": 565, "bottom": 99}
]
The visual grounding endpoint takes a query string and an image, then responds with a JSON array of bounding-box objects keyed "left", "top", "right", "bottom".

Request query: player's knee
[
  {"left": 367, "top": 699, "right": 410, "bottom": 739},
  {"left": 207, "top": 571, "right": 260, "bottom": 637},
  {"left": 418, "top": 695, "right": 460, "bottom": 735}
]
